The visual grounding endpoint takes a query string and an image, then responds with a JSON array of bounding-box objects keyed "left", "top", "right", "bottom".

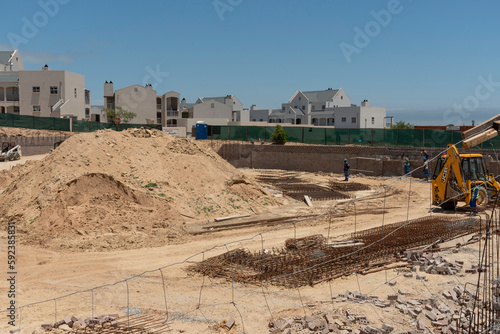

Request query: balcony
[{"left": 167, "top": 110, "right": 179, "bottom": 117}]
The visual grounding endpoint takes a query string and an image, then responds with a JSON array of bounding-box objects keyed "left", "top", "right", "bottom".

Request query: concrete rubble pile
[
  {"left": 32, "top": 314, "right": 120, "bottom": 333},
  {"left": 264, "top": 283, "right": 483, "bottom": 334}
]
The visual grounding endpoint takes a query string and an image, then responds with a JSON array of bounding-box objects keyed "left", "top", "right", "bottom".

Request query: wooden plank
[
  {"left": 462, "top": 128, "right": 498, "bottom": 149},
  {"left": 462, "top": 114, "right": 500, "bottom": 139},
  {"left": 214, "top": 214, "right": 251, "bottom": 222},
  {"left": 304, "top": 195, "right": 313, "bottom": 207}
]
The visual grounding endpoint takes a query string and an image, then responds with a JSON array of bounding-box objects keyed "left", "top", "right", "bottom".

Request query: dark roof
[{"left": 302, "top": 89, "right": 339, "bottom": 103}]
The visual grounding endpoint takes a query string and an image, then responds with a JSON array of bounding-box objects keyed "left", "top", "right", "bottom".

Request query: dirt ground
[{"left": 0, "top": 130, "right": 488, "bottom": 333}]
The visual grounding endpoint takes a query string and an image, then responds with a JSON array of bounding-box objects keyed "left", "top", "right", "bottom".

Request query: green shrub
[{"left": 271, "top": 125, "right": 287, "bottom": 145}]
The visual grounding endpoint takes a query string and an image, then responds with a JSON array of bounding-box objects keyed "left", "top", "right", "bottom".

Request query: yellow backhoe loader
[{"left": 432, "top": 115, "right": 500, "bottom": 210}]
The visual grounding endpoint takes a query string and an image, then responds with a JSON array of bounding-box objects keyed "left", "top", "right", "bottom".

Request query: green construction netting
[
  {"left": 281, "top": 127, "right": 303, "bottom": 143},
  {"left": 72, "top": 121, "right": 161, "bottom": 133},
  {"left": 0, "top": 114, "right": 70, "bottom": 131}
]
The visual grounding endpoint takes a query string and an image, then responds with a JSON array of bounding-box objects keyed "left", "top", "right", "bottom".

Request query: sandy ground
[
  {"left": 0, "top": 154, "right": 46, "bottom": 171},
  {"left": 0, "top": 139, "right": 489, "bottom": 333}
]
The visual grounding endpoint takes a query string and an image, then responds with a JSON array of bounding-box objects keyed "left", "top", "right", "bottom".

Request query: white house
[
  {"left": 255, "top": 88, "right": 387, "bottom": 128},
  {"left": 0, "top": 50, "right": 90, "bottom": 120}
]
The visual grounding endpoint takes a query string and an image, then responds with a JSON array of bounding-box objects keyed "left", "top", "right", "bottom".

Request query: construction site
[{"left": 1, "top": 121, "right": 500, "bottom": 334}]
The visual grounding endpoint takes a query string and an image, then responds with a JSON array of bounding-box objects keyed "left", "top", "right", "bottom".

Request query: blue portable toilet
[{"left": 195, "top": 122, "right": 208, "bottom": 140}]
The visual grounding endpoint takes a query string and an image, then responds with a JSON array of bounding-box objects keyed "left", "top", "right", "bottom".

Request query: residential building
[
  {"left": 0, "top": 50, "right": 90, "bottom": 119},
  {"left": 255, "top": 88, "right": 386, "bottom": 128},
  {"left": 104, "top": 81, "right": 181, "bottom": 126},
  {"left": 196, "top": 95, "right": 247, "bottom": 122}
]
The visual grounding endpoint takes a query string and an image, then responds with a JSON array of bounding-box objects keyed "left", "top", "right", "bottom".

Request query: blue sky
[{"left": 2, "top": 0, "right": 500, "bottom": 125}]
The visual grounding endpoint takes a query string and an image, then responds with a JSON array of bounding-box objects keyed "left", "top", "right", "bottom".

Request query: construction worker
[
  {"left": 403, "top": 159, "right": 411, "bottom": 175},
  {"left": 470, "top": 182, "right": 479, "bottom": 215},
  {"left": 423, "top": 159, "right": 430, "bottom": 181},
  {"left": 343, "top": 158, "right": 350, "bottom": 181}
]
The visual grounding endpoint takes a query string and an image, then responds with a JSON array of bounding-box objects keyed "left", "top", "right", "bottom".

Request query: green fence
[
  {"left": 0, "top": 114, "right": 161, "bottom": 133},
  {"left": 0, "top": 113, "right": 70, "bottom": 131},
  {"left": 207, "top": 125, "right": 500, "bottom": 149},
  {"left": 72, "top": 120, "right": 162, "bottom": 132}
]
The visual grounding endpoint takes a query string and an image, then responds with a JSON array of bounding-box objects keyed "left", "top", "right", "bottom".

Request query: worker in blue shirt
[
  {"left": 470, "top": 182, "right": 479, "bottom": 215},
  {"left": 343, "top": 159, "right": 350, "bottom": 181},
  {"left": 403, "top": 159, "right": 411, "bottom": 175}
]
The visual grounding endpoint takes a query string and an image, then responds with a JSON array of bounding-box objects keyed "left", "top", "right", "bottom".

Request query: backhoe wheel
[
  {"left": 440, "top": 200, "right": 457, "bottom": 210},
  {"left": 476, "top": 187, "right": 488, "bottom": 210}
]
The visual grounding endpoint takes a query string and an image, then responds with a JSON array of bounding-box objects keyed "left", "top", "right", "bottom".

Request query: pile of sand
[{"left": 0, "top": 129, "right": 279, "bottom": 251}]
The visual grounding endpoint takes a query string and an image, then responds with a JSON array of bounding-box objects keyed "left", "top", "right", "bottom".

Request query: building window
[
  {"left": 371, "top": 117, "right": 375, "bottom": 124},
  {"left": 13, "top": 107, "right": 19, "bottom": 114},
  {"left": 322, "top": 105, "right": 325, "bottom": 110},
  {"left": 302, "top": 106, "right": 305, "bottom": 110},
  {"left": 211, "top": 103, "right": 214, "bottom": 108},
  {"left": 107, "top": 103, "right": 113, "bottom": 109},
  {"left": 32, "top": 86, "right": 40, "bottom": 93},
  {"left": 342, "top": 117, "right": 346, "bottom": 122},
  {"left": 33, "top": 106, "right": 41, "bottom": 112},
  {"left": 341, "top": 96, "right": 343, "bottom": 100},
  {"left": 298, "top": 96, "right": 301, "bottom": 101},
  {"left": 85, "top": 108, "right": 90, "bottom": 118},
  {"left": 134, "top": 87, "right": 138, "bottom": 92},
  {"left": 50, "top": 86, "right": 58, "bottom": 95},
  {"left": 294, "top": 106, "right": 297, "bottom": 109},
  {"left": 252, "top": 119, "right": 256, "bottom": 121},
  {"left": 282, "top": 107, "right": 285, "bottom": 111},
  {"left": 352, "top": 117, "right": 356, "bottom": 123},
  {"left": 74, "top": 88, "right": 77, "bottom": 98},
  {"left": 311, "top": 105, "right": 315, "bottom": 111},
  {"left": 259, "top": 119, "right": 263, "bottom": 122}
]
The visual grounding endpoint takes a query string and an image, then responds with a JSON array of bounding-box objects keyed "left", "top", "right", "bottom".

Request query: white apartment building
[
  {"left": 0, "top": 50, "right": 90, "bottom": 119},
  {"left": 104, "top": 81, "right": 181, "bottom": 126},
  {"left": 250, "top": 88, "right": 387, "bottom": 128}
]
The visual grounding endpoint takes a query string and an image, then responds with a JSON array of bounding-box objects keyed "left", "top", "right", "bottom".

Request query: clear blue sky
[{"left": 2, "top": 0, "right": 500, "bottom": 125}]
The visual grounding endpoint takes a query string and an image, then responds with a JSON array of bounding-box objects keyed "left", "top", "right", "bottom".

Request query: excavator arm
[{"left": 433, "top": 144, "right": 470, "bottom": 206}]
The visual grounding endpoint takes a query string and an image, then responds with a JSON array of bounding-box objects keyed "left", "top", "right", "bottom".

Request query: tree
[
  {"left": 271, "top": 124, "right": 287, "bottom": 145},
  {"left": 105, "top": 107, "right": 137, "bottom": 124},
  {"left": 391, "top": 121, "right": 414, "bottom": 129}
]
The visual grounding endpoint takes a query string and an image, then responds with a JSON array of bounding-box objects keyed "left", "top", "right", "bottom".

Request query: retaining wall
[
  {"left": 211, "top": 142, "right": 500, "bottom": 177},
  {"left": 3, "top": 136, "right": 71, "bottom": 156}
]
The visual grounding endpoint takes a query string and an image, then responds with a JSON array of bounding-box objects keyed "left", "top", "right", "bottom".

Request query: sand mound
[{"left": 0, "top": 130, "right": 279, "bottom": 251}]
